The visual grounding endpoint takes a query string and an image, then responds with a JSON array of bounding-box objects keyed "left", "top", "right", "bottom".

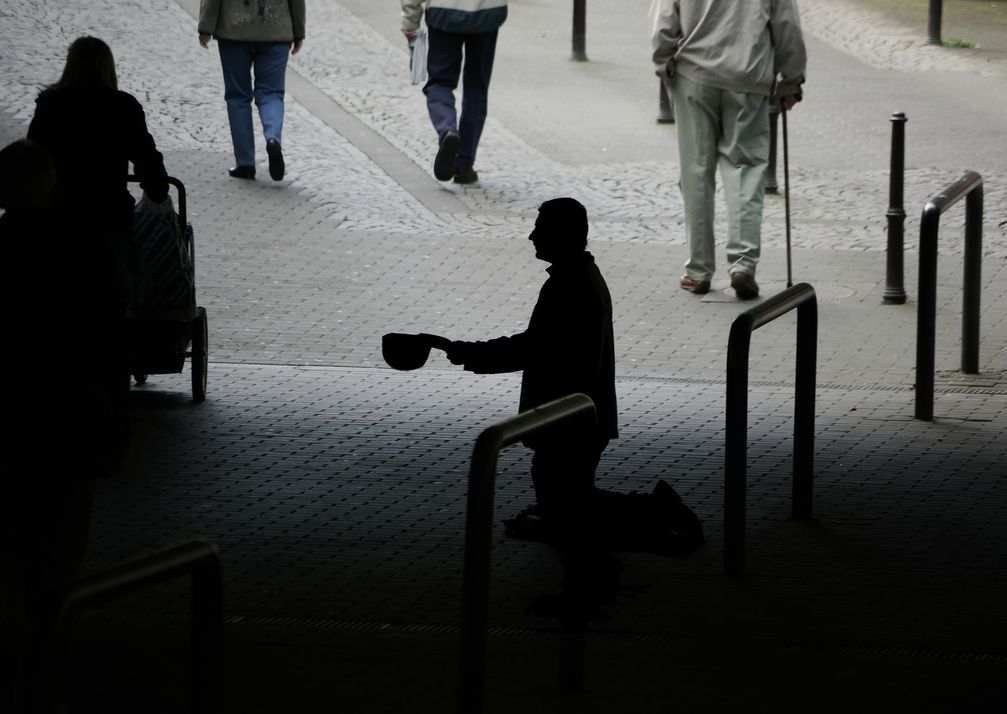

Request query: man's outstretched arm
[{"left": 429, "top": 332, "right": 530, "bottom": 374}]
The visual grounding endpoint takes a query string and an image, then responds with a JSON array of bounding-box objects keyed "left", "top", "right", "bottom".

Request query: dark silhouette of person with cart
[
  {"left": 416, "top": 198, "right": 704, "bottom": 561},
  {"left": 0, "top": 138, "right": 120, "bottom": 714},
  {"left": 27, "top": 36, "right": 170, "bottom": 444}
]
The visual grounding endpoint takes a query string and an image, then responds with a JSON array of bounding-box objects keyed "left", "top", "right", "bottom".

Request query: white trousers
[{"left": 671, "top": 75, "right": 770, "bottom": 281}]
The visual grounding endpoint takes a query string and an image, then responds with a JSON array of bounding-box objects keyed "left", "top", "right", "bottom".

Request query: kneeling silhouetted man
[{"left": 433, "top": 198, "right": 702, "bottom": 558}]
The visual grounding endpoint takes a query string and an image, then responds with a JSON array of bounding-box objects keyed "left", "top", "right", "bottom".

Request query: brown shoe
[
  {"left": 679, "top": 275, "right": 711, "bottom": 294},
  {"left": 730, "top": 271, "right": 759, "bottom": 299}
]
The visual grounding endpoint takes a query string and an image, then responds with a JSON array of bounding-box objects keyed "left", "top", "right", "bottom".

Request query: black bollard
[
  {"left": 572, "top": 0, "right": 587, "bottom": 61},
  {"left": 884, "top": 112, "right": 908, "bottom": 304},
  {"left": 928, "top": 0, "right": 943, "bottom": 45},
  {"left": 657, "top": 79, "right": 675, "bottom": 123}
]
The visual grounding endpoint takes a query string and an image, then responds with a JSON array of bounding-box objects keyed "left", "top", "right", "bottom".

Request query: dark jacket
[
  {"left": 457, "top": 251, "right": 618, "bottom": 442},
  {"left": 0, "top": 210, "right": 115, "bottom": 451},
  {"left": 199, "top": 0, "right": 307, "bottom": 42},
  {"left": 27, "top": 86, "right": 168, "bottom": 232}
]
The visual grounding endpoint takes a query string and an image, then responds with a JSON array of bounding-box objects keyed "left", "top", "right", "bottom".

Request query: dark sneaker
[
  {"left": 434, "top": 130, "right": 460, "bottom": 181},
  {"left": 730, "top": 271, "right": 760, "bottom": 299},
  {"left": 266, "top": 139, "right": 285, "bottom": 181},
  {"left": 453, "top": 166, "right": 479, "bottom": 185},
  {"left": 679, "top": 275, "right": 711, "bottom": 294},
  {"left": 502, "top": 504, "right": 554, "bottom": 543},
  {"left": 648, "top": 529, "right": 702, "bottom": 556},
  {"left": 652, "top": 479, "right": 704, "bottom": 546},
  {"left": 228, "top": 165, "right": 255, "bottom": 180}
]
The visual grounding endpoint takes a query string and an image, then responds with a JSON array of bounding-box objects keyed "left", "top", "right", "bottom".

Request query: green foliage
[{"left": 941, "top": 37, "right": 979, "bottom": 48}]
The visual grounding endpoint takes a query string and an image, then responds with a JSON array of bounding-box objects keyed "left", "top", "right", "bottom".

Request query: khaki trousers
[{"left": 671, "top": 74, "right": 770, "bottom": 281}]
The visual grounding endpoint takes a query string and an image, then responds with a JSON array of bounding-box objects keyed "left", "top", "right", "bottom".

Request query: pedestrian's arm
[
  {"left": 446, "top": 333, "right": 530, "bottom": 374},
  {"left": 125, "top": 95, "right": 169, "bottom": 204},
  {"left": 649, "top": 0, "right": 681, "bottom": 78},
  {"left": 197, "top": 0, "right": 221, "bottom": 38},
  {"left": 401, "top": 0, "right": 425, "bottom": 38},
  {"left": 770, "top": 0, "right": 808, "bottom": 107},
  {"left": 289, "top": 0, "right": 307, "bottom": 44}
]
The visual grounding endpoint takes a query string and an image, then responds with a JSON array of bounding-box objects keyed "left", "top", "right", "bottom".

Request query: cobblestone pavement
[
  {"left": 2, "top": 0, "right": 1006, "bottom": 255},
  {"left": 1, "top": 0, "right": 1006, "bottom": 711}
]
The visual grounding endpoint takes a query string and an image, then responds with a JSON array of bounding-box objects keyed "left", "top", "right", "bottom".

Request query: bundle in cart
[{"left": 123, "top": 175, "right": 207, "bottom": 402}]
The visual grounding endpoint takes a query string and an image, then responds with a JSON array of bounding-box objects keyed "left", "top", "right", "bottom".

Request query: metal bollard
[
  {"left": 657, "top": 79, "right": 675, "bottom": 123},
  {"left": 572, "top": 0, "right": 587, "bottom": 61},
  {"left": 928, "top": 0, "right": 943, "bottom": 45},
  {"left": 884, "top": 112, "right": 908, "bottom": 304}
]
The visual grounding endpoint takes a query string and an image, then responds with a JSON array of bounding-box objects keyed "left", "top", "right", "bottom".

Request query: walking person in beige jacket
[
  {"left": 650, "top": 0, "right": 806, "bottom": 299},
  {"left": 401, "top": 0, "right": 507, "bottom": 184},
  {"left": 199, "top": 0, "right": 306, "bottom": 181}
]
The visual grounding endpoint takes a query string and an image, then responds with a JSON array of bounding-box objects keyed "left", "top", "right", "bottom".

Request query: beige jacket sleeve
[
  {"left": 648, "top": 0, "right": 680, "bottom": 76},
  {"left": 401, "top": 0, "right": 426, "bottom": 32},
  {"left": 770, "top": 0, "right": 807, "bottom": 97}
]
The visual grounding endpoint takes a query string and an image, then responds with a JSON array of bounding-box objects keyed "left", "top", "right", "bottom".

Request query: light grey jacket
[
  {"left": 199, "top": 0, "right": 306, "bottom": 42},
  {"left": 649, "top": 0, "right": 806, "bottom": 97}
]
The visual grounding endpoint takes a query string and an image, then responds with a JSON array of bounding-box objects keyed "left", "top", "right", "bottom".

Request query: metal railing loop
[
  {"left": 459, "top": 393, "right": 596, "bottom": 714},
  {"left": 54, "top": 539, "right": 223, "bottom": 714},
  {"left": 914, "top": 171, "right": 983, "bottom": 420},
  {"left": 725, "top": 284, "right": 817, "bottom": 577}
]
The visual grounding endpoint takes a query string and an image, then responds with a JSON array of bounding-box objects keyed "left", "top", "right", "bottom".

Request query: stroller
[{"left": 124, "top": 175, "right": 207, "bottom": 402}]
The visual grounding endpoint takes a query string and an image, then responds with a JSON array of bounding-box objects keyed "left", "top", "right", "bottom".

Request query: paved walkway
[{"left": 1, "top": 0, "right": 1006, "bottom": 712}]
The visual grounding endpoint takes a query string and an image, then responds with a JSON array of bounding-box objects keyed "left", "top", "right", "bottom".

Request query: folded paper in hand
[{"left": 410, "top": 28, "right": 428, "bottom": 85}]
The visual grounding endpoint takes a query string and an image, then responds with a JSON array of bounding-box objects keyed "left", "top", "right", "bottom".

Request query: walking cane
[{"left": 781, "top": 103, "right": 793, "bottom": 288}]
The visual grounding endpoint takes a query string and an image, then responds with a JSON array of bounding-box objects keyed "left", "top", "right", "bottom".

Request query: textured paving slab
[
  {"left": 62, "top": 362, "right": 1007, "bottom": 711},
  {"left": 88, "top": 364, "right": 1007, "bottom": 650}
]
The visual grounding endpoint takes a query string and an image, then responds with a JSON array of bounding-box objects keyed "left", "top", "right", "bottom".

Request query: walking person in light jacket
[
  {"left": 199, "top": 0, "right": 306, "bottom": 181},
  {"left": 650, "top": 0, "right": 806, "bottom": 299},
  {"left": 401, "top": 0, "right": 507, "bottom": 185}
]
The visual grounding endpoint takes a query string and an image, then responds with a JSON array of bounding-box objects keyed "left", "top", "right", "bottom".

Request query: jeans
[
  {"left": 423, "top": 28, "right": 498, "bottom": 169},
  {"left": 217, "top": 39, "right": 290, "bottom": 168}
]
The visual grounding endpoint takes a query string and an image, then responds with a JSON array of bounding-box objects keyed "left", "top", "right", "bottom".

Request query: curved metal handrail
[
  {"left": 459, "top": 393, "right": 596, "bottom": 714},
  {"left": 725, "top": 284, "right": 817, "bottom": 576}
]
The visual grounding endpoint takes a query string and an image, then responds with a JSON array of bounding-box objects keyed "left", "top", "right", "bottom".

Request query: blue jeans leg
[
  {"left": 218, "top": 39, "right": 256, "bottom": 167},
  {"left": 457, "top": 30, "right": 497, "bottom": 168},
  {"left": 423, "top": 28, "right": 463, "bottom": 142},
  {"left": 219, "top": 40, "right": 289, "bottom": 167},
  {"left": 252, "top": 42, "right": 290, "bottom": 145}
]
